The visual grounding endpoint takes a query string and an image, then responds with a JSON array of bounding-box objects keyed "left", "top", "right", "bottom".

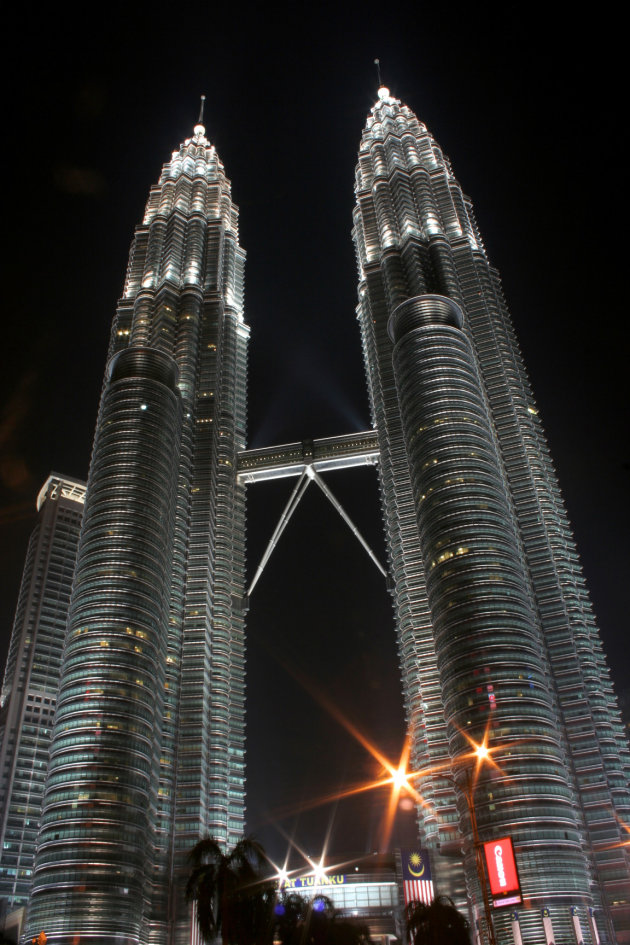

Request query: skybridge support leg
[
  {"left": 247, "top": 469, "right": 312, "bottom": 597},
  {"left": 309, "top": 468, "right": 387, "bottom": 578},
  {"left": 247, "top": 465, "right": 387, "bottom": 599}
]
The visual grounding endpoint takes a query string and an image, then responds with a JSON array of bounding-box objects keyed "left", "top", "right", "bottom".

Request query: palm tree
[
  {"left": 186, "top": 835, "right": 273, "bottom": 944},
  {"left": 405, "top": 896, "right": 471, "bottom": 945}
]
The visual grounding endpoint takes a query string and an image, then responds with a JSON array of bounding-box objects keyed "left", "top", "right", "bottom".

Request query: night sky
[{"left": 1, "top": 3, "right": 627, "bottom": 868}]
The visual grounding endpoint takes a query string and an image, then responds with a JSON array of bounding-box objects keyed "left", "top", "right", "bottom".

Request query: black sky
[{"left": 1, "top": 2, "right": 627, "bottom": 866}]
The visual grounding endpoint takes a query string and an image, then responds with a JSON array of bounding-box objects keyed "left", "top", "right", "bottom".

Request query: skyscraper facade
[
  {"left": 0, "top": 475, "right": 85, "bottom": 920},
  {"left": 25, "top": 119, "right": 249, "bottom": 944},
  {"left": 353, "top": 87, "right": 630, "bottom": 943}
]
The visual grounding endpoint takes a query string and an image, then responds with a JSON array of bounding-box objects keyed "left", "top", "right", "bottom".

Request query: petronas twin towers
[{"left": 9, "top": 87, "right": 629, "bottom": 943}]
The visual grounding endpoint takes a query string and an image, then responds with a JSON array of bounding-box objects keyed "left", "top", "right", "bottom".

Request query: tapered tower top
[{"left": 361, "top": 84, "right": 427, "bottom": 143}]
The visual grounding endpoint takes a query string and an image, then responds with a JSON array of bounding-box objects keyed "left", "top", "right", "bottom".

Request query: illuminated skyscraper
[
  {"left": 12, "top": 87, "right": 629, "bottom": 945},
  {"left": 353, "top": 87, "right": 630, "bottom": 944},
  {"left": 25, "top": 116, "right": 249, "bottom": 944},
  {"left": 0, "top": 475, "right": 85, "bottom": 921}
]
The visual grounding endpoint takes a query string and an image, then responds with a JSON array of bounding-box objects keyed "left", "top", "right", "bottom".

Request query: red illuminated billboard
[{"left": 483, "top": 836, "right": 522, "bottom": 908}]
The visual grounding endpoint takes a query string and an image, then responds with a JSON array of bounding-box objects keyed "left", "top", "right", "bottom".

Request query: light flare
[
  {"left": 597, "top": 811, "right": 630, "bottom": 851},
  {"left": 262, "top": 655, "right": 525, "bottom": 852},
  {"left": 264, "top": 656, "right": 438, "bottom": 833},
  {"left": 457, "top": 721, "right": 506, "bottom": 786}
]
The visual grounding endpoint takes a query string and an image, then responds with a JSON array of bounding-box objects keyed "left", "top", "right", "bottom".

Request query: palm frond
[
  {"left": 187, "top": 835, "right": 273, "bottom": 945},
  {"left": 188, "top": 836, "right": 224, "bottom": 867}
]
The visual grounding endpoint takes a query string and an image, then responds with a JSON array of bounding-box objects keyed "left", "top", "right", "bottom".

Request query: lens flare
[{"left": 259, "top": 654, "right": 520, "bottom": 854}]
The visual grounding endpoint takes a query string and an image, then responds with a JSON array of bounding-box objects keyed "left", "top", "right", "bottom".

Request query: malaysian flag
[{"left": 401, "top": 849, "right": 434, "bottom": 906}]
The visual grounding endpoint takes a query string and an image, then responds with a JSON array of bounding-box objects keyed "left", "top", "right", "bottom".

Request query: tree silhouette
[
  {"left": 186, "top": 835, "right": 273, "bottom": 944},
  {"left": 405, "top": 896, "right": 471, "bottom": 945},
  {"left": 272, "top": 891, "right": 311, "bottom": 944},
  {"left": 187, "top": 839, "right": 375, "bottom": 945},
  {"left": 273, "top": 891, "right": 373, "bottom": 945}
]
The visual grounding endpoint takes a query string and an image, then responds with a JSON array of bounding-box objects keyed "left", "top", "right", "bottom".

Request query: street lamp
[
  {"left": 449, "top": 743, "right": 498, "bottom": 945},
  {"left": 457, "top": 766, "right": 497, "bottom": 945}
]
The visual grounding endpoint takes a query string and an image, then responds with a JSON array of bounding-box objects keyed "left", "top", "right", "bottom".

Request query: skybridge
[
  {"left": 236, "top": 429, "right": 379, "bottom": 483},
  {"left": 237, "top": 430, "right": 385, "bottom": 596}
]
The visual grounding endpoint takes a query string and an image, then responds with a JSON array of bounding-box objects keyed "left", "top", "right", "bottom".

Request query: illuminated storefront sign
[
  {"left": 283, "top": 874, "right": 346, "bottom": 889},
  {"left": 483, "top": 837, "right": 522, "bottom": 908}
]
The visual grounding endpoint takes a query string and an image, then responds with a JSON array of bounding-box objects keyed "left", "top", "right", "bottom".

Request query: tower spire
[
  {"left": 193, "top": 94, "right": 207, "bottom": 140},
  {"left": 374, "top": 58, "right": 382, "bottom": 88}
]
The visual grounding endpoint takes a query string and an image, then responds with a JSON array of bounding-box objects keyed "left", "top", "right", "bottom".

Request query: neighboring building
[
  {"left": 0, "top": 475, "right": 85, "bottom": 927},
  {"left": 25, "top": 119, "right": 249, "bottom": 944},
  {"left": 352, "top": 87, "right": 630, "bottom": 944},
  {"left": 281, "top": 852, "right": 403, "bottom": 943}
]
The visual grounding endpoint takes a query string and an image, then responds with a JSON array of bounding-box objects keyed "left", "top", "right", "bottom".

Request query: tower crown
[
  {"left": 119, "top": 113, "right": 241, "bottom": 306},
  {"left": 353, "top": 90, "right": 479, "bottom": 270},
  {"left": 158, "top": 128, "right": 224, "bottom": 198},
  {"left": 377, "top": 85, "right": 395, "bottom": 103}
]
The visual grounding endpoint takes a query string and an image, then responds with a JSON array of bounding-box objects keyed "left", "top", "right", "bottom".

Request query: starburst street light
[
  {"left": 448, "top": 732, "right": 499, "bottom": 945},
  {"left": 475, "top": 742, "right": 489, "bottom": 762},
  {"left": 262, "top": 653, "right": 515, "bottom": 885},
  {"left": 263, "top": 716, "right": 515, "bottom": 945}
]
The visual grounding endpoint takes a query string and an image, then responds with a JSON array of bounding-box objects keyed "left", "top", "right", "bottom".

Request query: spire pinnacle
[
  {"left": 193, "top": 95, "right": 206, "bottom": 139},
  {"left": 374, "top": 60, "right": 393, "bottom": 104}
]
